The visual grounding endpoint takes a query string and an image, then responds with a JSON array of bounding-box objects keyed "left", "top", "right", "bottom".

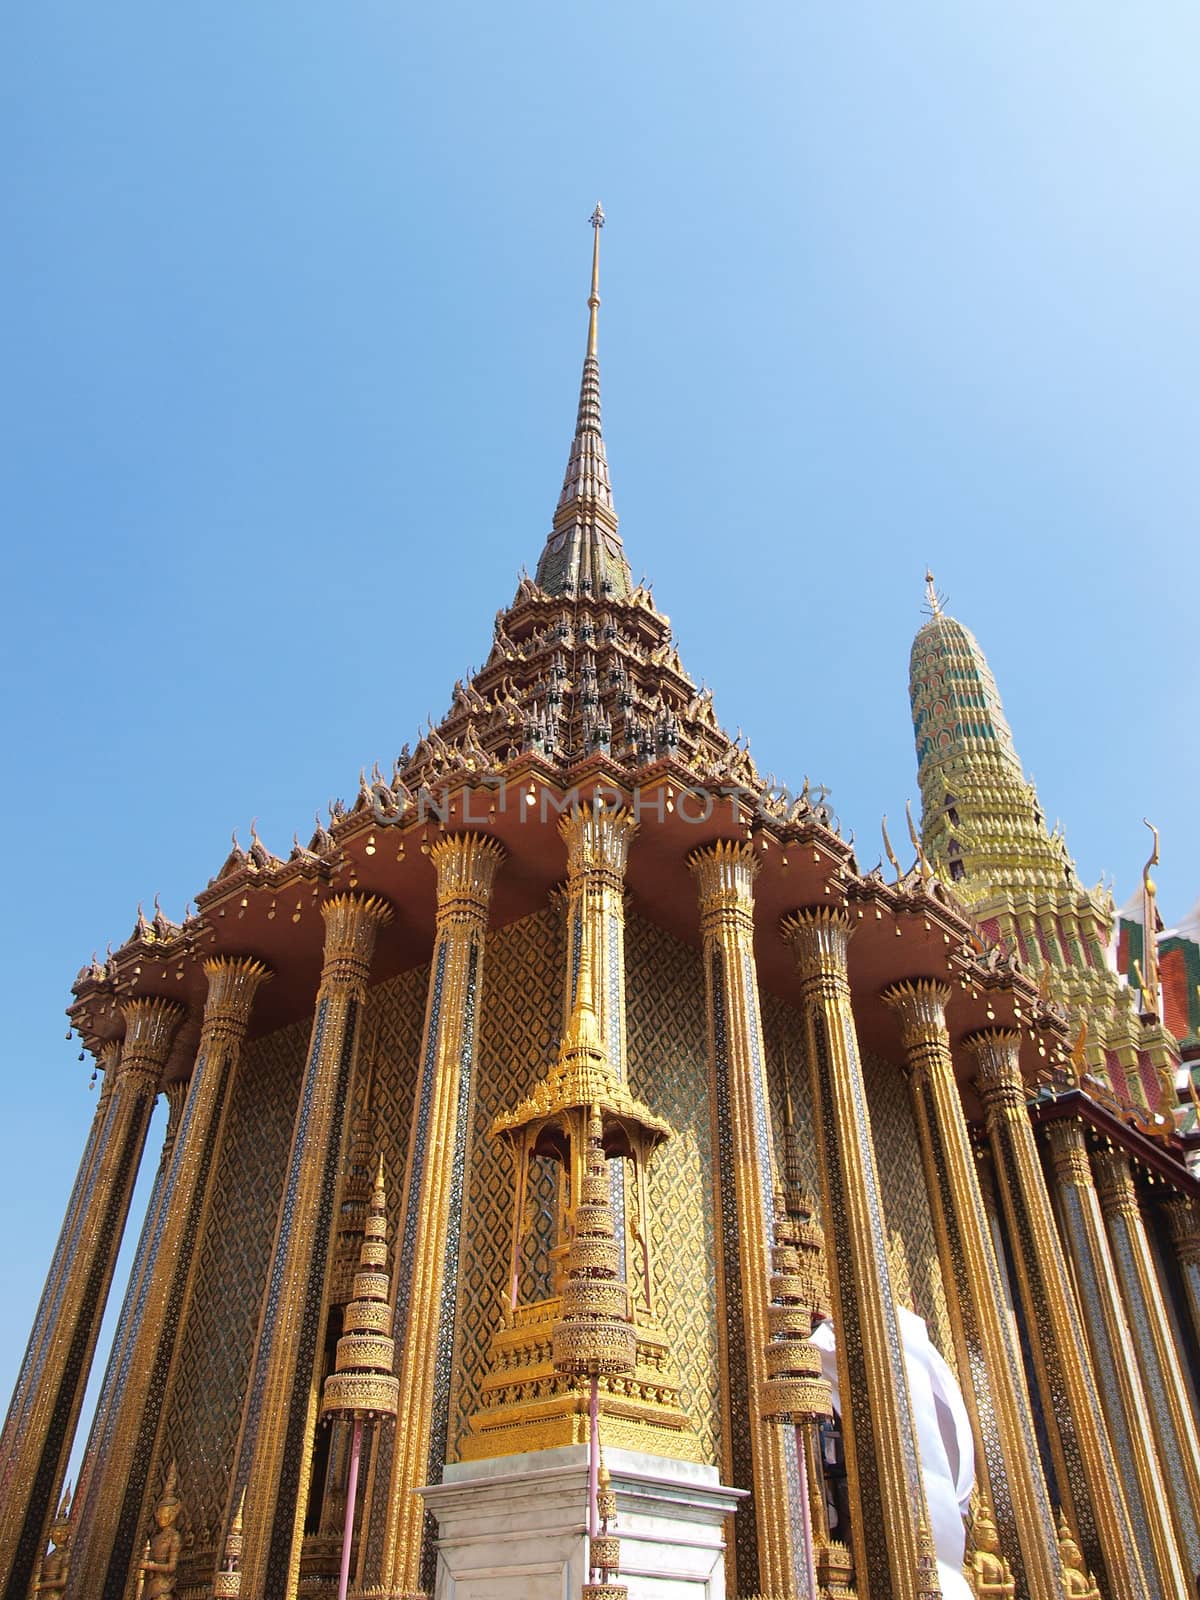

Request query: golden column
[
  {"left": 67, "top": 957, "right": 271, "bottom": 1600},
  {"left": 62, "top": 1077, "right": 189, "bottom": 1598},
  {"left": 0, "top": 997, "right": 184, "bottom": 1600},
  {"left": 689, "top": 841, "right": 802, "bottom": 1600},
  {"left": 779, "top": 909, "right": 932, "bottom": 1600},
  {"left": 1091, "top": 1147, "right": 1200, "bottom": 1580},
  {"left": 966, "top": 1029, "right": 1151, "bottom": 1600},
  {"left": 880, "top": 979, "right": 1063, "bottom": 1600},
  {"left": 0, "top": 1049, "right": 116, "bottom": 1511},
  {"left": 367, "top": 833, "right": 505, "bottom": 1600},
  {"left": 233, "top": 894, "right": 392, "bottom": 1600},
  {"left": 1042, "top": 1119, "right": 1189, "bottom": 1598},
  {"left": 560, "top": 803, "right": 635, "bottom": 1065},
  {"left": 1162, "top": 1196, "right": 1200, "bottom": 1360},
  {"left": 560, "top": 805, "right": 637, "bottom": 1279}
]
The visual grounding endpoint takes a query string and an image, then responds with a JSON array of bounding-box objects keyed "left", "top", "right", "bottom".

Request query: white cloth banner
[{"left": 810, "top": 1306, "right": 975, "bottom": 1600}]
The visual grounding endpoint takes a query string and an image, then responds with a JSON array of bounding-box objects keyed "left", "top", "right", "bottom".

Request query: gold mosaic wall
[
  {"left": 625, "top": 910, "right": 722, "bottom": 1465},
  {"left": 761, "top": 987, "right": 820, "bottom": 1196},
  {"left": 160, "top": 960, "right": 429, "bottom": 1544},
  {"left": 861, "top": 1048, "right": 953, "bottom": 1362},
  {"left": 447, "top": 907, "right": 565, "bottom": 1456},
  {"left": 158, "top": 1016, "right": 309, "bottom": 1536},
  {"left": 367, "top": 962, "right": 432, "bottom": 1227},
  {"left": 158, "top": 899, "right": 952, "bottom": 1551},
  {"left": 760, "top": 993, "right": 953, "bottom": 1365}
]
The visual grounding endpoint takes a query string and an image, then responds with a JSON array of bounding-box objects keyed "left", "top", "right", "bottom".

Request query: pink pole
[
  {"left": 795, "top": 1423, "right": 818, "bottom": 1600},
  {"left": 337, "top": 1418, "right": 364, "bottom": 1600},
  {"left": 587, "top": 1373, "right": 600, "bottom": 1570}
]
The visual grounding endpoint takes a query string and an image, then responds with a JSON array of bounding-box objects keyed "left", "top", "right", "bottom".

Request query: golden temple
[{"left": 2, "top": 210, "right": 1199, "bottom": 1600}]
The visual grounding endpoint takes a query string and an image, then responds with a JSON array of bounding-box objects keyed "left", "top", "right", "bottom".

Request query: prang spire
[{"left": 534, "top": 204, "right": 634, "bottom": 600}]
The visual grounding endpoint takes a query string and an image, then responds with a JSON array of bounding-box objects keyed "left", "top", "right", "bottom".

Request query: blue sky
[{"left": 2, "top": 4, "right": 1197, "bottom": 1456}]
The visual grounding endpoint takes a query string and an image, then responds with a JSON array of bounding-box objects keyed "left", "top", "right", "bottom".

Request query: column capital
[
  {"left": 779, "top": 905, "right": 854, "bottom": 983},
  {"left": 1042, "top": 1118, "right": 1094, "bottom": 1190},
  {"left": 431, "top": 832, "right": 506, "bottom": 926},
  {"left": 1092, "top": 1148, "right": 1140, "bottom": 1218},
  {"left": 201, "top": 955, "right": 272, "bottom": 1031},
  {"left": 1163, "top": 1196, "right": 1200, "bottom": 1265},
  {"left": 318, "top": 892, "right": 393, "bottom": 992},
  {"left": 687, "top": 839, "right": 759, "bottom": 929},
  {"left": 881, "top": 977, "right": 953, "bottom": 1045},
  {"left": 95, "top": 1039, "right": 121, "bottom": 1107},
  {"left": 117, "top": 998, "right": 187, "bottom": 1094},
  {"left": 965, "top": 1028, "right": 1025, "bottom": 1108},
  {"left": 559, "top": 803, "right": 637, "bottom": 882}
]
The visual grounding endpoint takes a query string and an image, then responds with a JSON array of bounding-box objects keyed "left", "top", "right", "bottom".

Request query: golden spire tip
[
  {"left": 923, "top": 569, "right": 944, "bottom": 618},
  {"left": 587, "top": 203, "right": 605, "bottom": 360}
]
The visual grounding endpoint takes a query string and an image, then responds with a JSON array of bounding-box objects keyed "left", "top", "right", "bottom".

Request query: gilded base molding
[{"left": 461, "top": 1296, "right": 701, "bottom": 1462}]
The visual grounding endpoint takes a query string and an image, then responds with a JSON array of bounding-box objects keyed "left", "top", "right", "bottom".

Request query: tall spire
[
  {"left": 534, "top": 205, "right": 634, "bottom": 600},
  {"left": 909, "top": 586, "right": 1180, "bottom": 1112}
]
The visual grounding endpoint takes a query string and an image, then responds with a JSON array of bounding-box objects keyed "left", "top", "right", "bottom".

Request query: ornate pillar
[
  {"left": 967, "top": 1028, "right": 1151, "bottom": 1600},
  {"left": 689, "top": 841, "right": 802, "bottom": 1600},
  {"left": 0, "top": 999, "right": 185, "bottom": 1600},
  {"left": 560, "top": 803, "right": 634, "bottom": 1067},
  {"left": 66, "top": 958, "right": 271, "bottom": 1600},
  {"left": 0, "top": 1048, "right": 117, "bottom": 1506},
  {"left": 881, "top": 979, "right": 1062, "bottom": 1600},
  {"left": 1042, "top": 1120, "right": 1189, "bottom": 1598},
  {"left": 63, "top": 1076, "right": 188, "bottom": 1596},
  {"left": 780, "top": 910, "right": 931, "bottom": 1600},
  {"left": 365, "top": 833, "right": 504, "bottom": 1600},
  {"left": 233, "top": 894, "right": 392, "bottom": 1600},
  {"left": 560, "top": 805, "right": 637, "bottom": 1282},
  {"left": 1163, "top": 1196, "right": 1200, "bottom": 1358},
  {"left": 1092, "top": 1148, "right": 1200, "bottom": 1580}
]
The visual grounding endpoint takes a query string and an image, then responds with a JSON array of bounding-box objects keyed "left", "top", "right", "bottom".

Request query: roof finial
[
  {"left": 1140, "top": 818, "right": 1162, "bottom": 1022},
  {"left": 532, "top": 203, "right": 632, "bottom": 599},
  {"left": 923, "top": 569, "right": 946, "bottom": 618},
  {"left": 587, "top": 202, "right": 604, "bottom": 360}
]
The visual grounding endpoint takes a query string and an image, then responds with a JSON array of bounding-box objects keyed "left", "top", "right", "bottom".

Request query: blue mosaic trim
[
  {"left": 8, "top": 1086, "right": 156, "bottom": 1600},
  {"left": 991, "top": 1115, "right": 1108, "bottom": 1584},
  {"left": 420, "top": 938, "right": 481, "bottom": 1593},
  {"left": 362, "top": 939, "right": 448, "bottom": 1582},
  {"left": 1108, "top": 1216, "right": 1200, "bottom": 1572},
  {"left": 4, "top": 1095, "right": 107, "bottom": 1429},
  {"left": 264, "top": 996, "right": 359, "bottom": 1592},
  {"left": 808, "top": 1009, "right": 894, "bottom": 1591},
  {"left": 21, "top": 1088, "right": 120, "bottom": 1428},
  {"left": 710, "top": 945, "right": 760, "bottom": 1590},
  {"left": 104, "top": 1051, "right": 240, "bottom": 1599},
  {"left": 233, "top": 998, "right": 329, "bottom": 1501},
  {"left": 1056, "top": 1188, "right": 1157, "bottom": 1582}
]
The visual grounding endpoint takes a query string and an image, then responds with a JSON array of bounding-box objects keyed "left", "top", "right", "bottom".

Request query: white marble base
[{"left": 418, "top": 1446, "right": 744, "bottom": 1600}]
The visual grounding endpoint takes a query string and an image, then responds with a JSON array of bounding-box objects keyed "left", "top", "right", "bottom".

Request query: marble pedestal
[{"left": 418, "top": 1446, "right": 744, "bottom": 1600}]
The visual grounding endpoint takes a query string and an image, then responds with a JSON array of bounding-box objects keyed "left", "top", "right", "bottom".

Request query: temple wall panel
[
  {"left": 760, "top": 986, "right": 820, "bottom": 1194},
  {"left": 862, "top": 1049, "right": 954, "bottom": 1363},
  {"left": 365, "top": 961, "right": 432, "bottom": 1245},
  {"left": 447, "top": 908, "right": 565, "bottom": 1458},
  {"left": 624, "top": 910, "right": 721, "bottom": 1465},
  {"left": 156, "top": 1015, "right": 308, "bottom": 1537},
  {"left": 760, "top": 995, "right": 953, "bottom": 1363}
]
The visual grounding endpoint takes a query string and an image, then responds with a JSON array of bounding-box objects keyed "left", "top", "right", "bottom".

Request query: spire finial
[
  {"left": 533, "top": 203, "right": 632, "bottom": 599},
  {"left": 923, "top": 569, "right": 946, "bottom": 618},
  {"left": 587, "top": 203, "right": 605, "bottom": 360},
  {"left": 1140, "top": 818, "right": 1162, "bottom": 1022}
]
